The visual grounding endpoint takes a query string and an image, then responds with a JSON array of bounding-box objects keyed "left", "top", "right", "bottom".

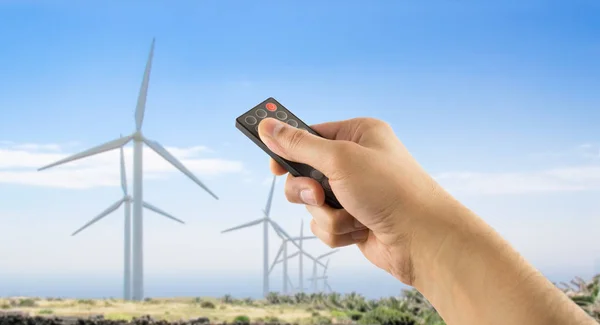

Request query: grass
[{"left": 0, "top": 297, "right": 324, "bottom": 323}]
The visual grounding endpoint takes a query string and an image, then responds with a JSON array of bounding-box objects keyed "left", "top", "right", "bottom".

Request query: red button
[{"left": 265, "top": 103, "right": 277, "bottom": 111}]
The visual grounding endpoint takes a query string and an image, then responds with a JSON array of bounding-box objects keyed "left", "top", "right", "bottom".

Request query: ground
[{"left": 0, "top": 297, "right": 331, "bottom": 324}]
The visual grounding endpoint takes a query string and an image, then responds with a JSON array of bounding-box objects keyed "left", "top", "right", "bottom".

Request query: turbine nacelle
[{"left": 132, "top": 131, "right": 144, "bottom": 141}]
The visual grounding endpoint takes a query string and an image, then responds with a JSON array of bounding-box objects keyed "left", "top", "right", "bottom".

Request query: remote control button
[
  {"left": 256, "top": 109, "right": 267, "bottom": 118},
  {"left": 245, "top": 116, "right": 257, "bottom": 125},
  {"left": 276, "top": 111, "right": 287, "bottom": 120},
  {"left": 322, "top": 178, "right": 331, "bottom": 191},
  {"left": 287, "top": 119, "right": 298, "bottom": 127},
  {"left": 310, "top": 169, "right": 323, "bottom": 181},
  {"left": 266, "top": 102, "right": 277, "bottom": 111}
]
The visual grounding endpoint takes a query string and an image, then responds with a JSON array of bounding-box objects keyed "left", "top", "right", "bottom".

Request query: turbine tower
[
  {"left": 70, "top": 145, "right": 185, "bottom": 300},
  {"left": 38, "top": 38, "right": 219, "bottom": 301},
  {"left": 268, "top": 234, "right": 317, "bottom": 294}
]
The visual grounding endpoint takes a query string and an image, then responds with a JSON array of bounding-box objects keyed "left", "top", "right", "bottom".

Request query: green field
[{"left": 1, "top": 274, "right": 599, "bottom": 325}]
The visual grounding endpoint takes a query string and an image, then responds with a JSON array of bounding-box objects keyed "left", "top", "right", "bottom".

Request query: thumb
[{"left": 258, "top": 118, "right": 337, "bottom": 173}]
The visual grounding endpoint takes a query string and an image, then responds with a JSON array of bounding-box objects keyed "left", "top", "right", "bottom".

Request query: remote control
[{"left": 235, "top": 97, "right": 343, "bottom": 209}]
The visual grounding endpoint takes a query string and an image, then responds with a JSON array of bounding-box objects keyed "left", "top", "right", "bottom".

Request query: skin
[{"left": 257, "top": 117, "right": 598, "bottom": 325}]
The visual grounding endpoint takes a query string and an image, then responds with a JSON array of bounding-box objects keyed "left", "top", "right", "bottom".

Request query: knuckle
[
  {"left": 323, "top": 215, "right": 341, "bottom": 235},
  {"left": 310, "top": 219, "right": 338, "bottom": 248},
  {"left": 322, "top": 234, "right": 338, "bottom": 248},
  {"left": 284, "top": 129, "right": 307, "bottom": 152},
  {"left": 327, "top": 210, "right": 348, "bottom": 234},
  {"left": 359, "top": 118, "right": 394, "bottom": 138}
]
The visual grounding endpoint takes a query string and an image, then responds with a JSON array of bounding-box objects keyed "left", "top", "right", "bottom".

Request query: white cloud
[
  {"left": 0, "top": 141, "right": 244, "bottom": 189},
  {"left": 435, "top": 165, "right": 600, "bottom": 195},
  {"left": 433, "top": 143, "right": 600, "bottom": 195},
  {"left": 528, "top": 143, "right": 600, "bottom": 161}
]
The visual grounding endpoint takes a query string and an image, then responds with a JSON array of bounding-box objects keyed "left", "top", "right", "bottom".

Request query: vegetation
[{"left": 1, "top": 274, "right": 599, "bottom": 324}]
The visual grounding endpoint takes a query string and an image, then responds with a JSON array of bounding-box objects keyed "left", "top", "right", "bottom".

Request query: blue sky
[{"left": 0, "top": 0, "right": 600, "bottom": 299}]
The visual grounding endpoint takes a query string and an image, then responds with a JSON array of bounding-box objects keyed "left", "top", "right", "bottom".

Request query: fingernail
[
  {"left": 354, "top": 218, "right": 365, "bottom": 229},
  {"left": 300, "top": 189, "right": 317, "bottom": 205},
  {"left": 351, "top": 230, "right": 368, "bottom": 240},
  {"left": 264, "top": 118, "right": 286, "bottom": 138}
]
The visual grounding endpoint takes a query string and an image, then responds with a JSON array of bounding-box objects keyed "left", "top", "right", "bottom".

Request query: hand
[{"left": 257, "top": 117, "right": 450, "bottom": 285}]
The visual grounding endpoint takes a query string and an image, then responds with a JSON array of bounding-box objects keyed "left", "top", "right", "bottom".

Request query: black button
[{"left": 256, "top": 109, "right": 267, "bottom": 118}]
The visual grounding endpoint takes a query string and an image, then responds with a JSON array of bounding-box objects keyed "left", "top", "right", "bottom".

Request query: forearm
[{"left": 411, "top": 199, "right": 597, "bottom": 325}]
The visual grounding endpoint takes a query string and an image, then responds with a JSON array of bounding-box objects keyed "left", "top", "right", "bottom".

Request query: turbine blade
[
  {"left": 142, "top": 201, "right": 185, "bottom": 224},
  {"left": 268, "top": 220, "right": 293, "bottom": 240},
  {"left": 269, "top": 220, "right": 286, "bottom": 240},
  {"left": 268, "top": 220, "right": 325, "bottom": 266},
  {"left": 221, "top": 218, "right": 265, "bottom": 233},
  {"left": 264, "top": 175, "right": 276, "bottom": 217},
  {"left": 269, "top": 245, "right": 284, "bottom": 274},
  {"left": 325, "top": 283, "right": 332, "bottom": 292},
  {"left": 302, "top": 250, "right": 326, "bottom": 267},
  {"left": 317, "top": 249, "right": 339, "bottom": 260},
  {"left": 286, "top": 252, "right": 300, "bottom": 260},
  {"left": 143, "top": 138, "right": 218, "bottom": 200},
  {"left": 324, "top": 259, "right": 330, "bottom": 273},
  {"left": 289, "top": 236, "right": 317, "bottom": 241},
  {"left": 287, "top": 276, "right": 294, "bottom": 290},
  {"left": 39, "top": 135, "right": 133, "bottom": 171},
  {"left": 71, "top": 198, "right": 125, "bottom": 236},
  {"left": 120, "top": 145, "right": 128, "bottom": 195},
  {"left": 135, "top": 38, "right": 155, "bottom": 131}
]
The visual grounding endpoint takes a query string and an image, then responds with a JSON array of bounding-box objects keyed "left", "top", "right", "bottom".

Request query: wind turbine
[
  {"left": 308, "top": 250, "right": 339, "bottom": 292},
  {"left": 268, "top": 234, "right": 317, "bottom": 294},
  {"left": 37, "top": 38, "right": 219, "bottom": 301},
  {"left": 308, "top": 259, "right": 333, "bottom": 292},
  {"left": 221, "top": 175, "right": 327, "bottom": 297},
  {"left": 70, "top": 144, "right": 185, "bottom": 300}
]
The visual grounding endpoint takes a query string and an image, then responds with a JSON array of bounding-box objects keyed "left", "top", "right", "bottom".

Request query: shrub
[
  {"left": 309, "top": 316, "right": 332, "bottom": 324},
  {"left": 18, "top": 299, "right": 36, "bottom": 307},
  {"left": 38, "top": 309, "right": 53, "bottom": 315},
  {"left": 359, "top": 306, "right": 417, "bottom": 325},
  {"left": 347, "top": 311, "right": 363, "bottom": 321},
  {"left": 265, "top": 316, "right": 279, "bottom": 323},
  {"left": 77, "top": 299, "right": 95, "bottom": 305},
  {"left": 200, "top": 301, "right": 215, "bottom": 309},
  {"left": 1, "top": 304, "right": 10, "bottom": 309},
  {"left": 233, "top": 315, "right": 250, "bottom": 324}
]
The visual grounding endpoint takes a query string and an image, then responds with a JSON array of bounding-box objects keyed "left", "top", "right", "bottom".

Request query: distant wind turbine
[
  {"left": 38, "top": 38, "right": 218, "bottom": 301},
  {"left": 308, "top": 250, "right": 339, "bottom": 292},
  {"left": 70, "top": 145, "right": 185, "bottom": 300},
  {"left": 308, "top": 259, "right": 333, "bottom": 292},
  {"left": 268, "top": 234, "right": 317, "bottom": 294},
  {"left": 221, "top": 175, "right": 326, "bottom": 297}
]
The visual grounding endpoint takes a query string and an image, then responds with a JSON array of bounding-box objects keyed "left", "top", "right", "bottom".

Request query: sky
[{"left": 0, "top": 0, "right": 600, "bottom": 299}]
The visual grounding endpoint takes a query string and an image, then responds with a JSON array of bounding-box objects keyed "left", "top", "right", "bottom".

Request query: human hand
[{"left": 257, "top": 117, "right": 453, "bottom": 285}]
